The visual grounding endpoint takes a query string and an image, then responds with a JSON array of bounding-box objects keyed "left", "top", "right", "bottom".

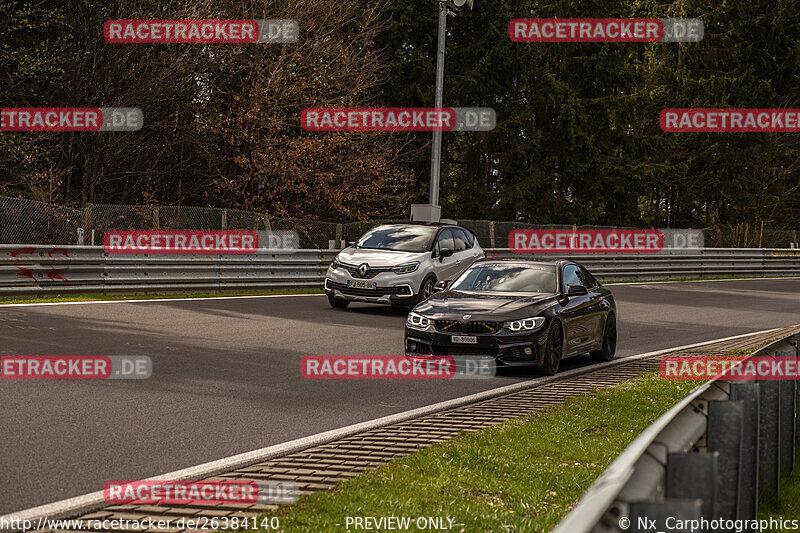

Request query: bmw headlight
[
  {"left": 504, "top": 317, "right": 546, "bottom": 332},
  {"left": 392, "top": 261, "right": 420, "bottom": 274},
  {"left": 407, "top": 312, "right": 432, "bottom": 331},
  {"left": 330, "top": 259, "right": 340, "bottom": 270}
]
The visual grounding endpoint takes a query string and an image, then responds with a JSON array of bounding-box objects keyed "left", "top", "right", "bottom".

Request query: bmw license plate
[
  {"left": 347, "top": 279, "right": 377, "bottom": 289},
  {"left": 451, "top": 335, "right": 477, "bottom": 344}
]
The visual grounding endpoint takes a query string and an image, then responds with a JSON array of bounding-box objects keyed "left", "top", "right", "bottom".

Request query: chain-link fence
[
  {"left": 0, "top": 197, "right": 340, "bottom": 248},
  {"left": 1, "top": 196, "right": 798, "bottom": 248},
  {"left": 0, "top": 197, "right": 84, "bottom": 245}
]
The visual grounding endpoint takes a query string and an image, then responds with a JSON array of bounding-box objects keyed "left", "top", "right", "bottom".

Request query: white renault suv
[{"left": 325, "top": 224, "right": 484, "bottom": 309}]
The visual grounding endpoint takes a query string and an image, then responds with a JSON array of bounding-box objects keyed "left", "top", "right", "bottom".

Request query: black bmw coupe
[{"left": 404, "top": 259, "right": 617, "bottom": 375}]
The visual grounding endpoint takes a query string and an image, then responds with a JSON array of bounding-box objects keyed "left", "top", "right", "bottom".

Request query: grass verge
[
  {"left": 0, "top": 290, "right": 324, "bottom": 305},
  {"left": 604, "top": 275, "right": 800, "bottom": 284},
  {"left": 759, "top": 450, "right": 800, "bottom": 521},
  {"left": 257, "top": 372, "right": 701, "bottom": 532}
]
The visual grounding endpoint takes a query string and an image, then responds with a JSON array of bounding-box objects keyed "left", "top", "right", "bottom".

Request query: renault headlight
[
  {"left": 504, "top": 317, "right": 545, "bottom": 332},
  {"left": 407, "top": 312, "right": 432, "bottom": 331},
  {"left": 392, "top": 261, "right": 420, "bottom": 274}
]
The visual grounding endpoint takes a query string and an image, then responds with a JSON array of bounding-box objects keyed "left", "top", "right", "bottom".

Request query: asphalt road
[{"left": 2, "top": 278, "right": 800, "bottom": 514}]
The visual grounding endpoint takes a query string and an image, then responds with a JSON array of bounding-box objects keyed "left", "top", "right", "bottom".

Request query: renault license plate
[{"left": 347, "top": 280, "right": 377, "bottom": 289}]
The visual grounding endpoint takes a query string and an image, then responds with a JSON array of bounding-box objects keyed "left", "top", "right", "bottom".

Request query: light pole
[
  {"left": 428, "top": 0, "right": 473, "bottom": 207},
  {"left": 411, "top": 0, "right": 472, "bottom": 223}
]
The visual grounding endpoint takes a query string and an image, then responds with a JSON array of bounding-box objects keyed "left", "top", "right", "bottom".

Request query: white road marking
[
  {"left": 0, "top": 292, "right": 324, "bottom": 308},
  {"left": 3, "top": 277, "right": 800, "bottom": 308}
]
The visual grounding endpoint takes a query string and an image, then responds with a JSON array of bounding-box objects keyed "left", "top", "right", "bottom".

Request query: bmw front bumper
[{"left": 404, "top": 326, "right": 551, "bottom": 366}]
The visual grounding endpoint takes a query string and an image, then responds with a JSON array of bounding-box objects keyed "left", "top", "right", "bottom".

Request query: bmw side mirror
[
  {"left": 566, "top": 284, "right": 588, "bottom": 296},
  {"left": 433, "top": 280, "right": 450, "bottom": 293}
]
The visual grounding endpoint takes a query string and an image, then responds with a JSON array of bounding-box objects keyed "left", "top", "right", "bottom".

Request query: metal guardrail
[
  {"left": 491, "top": 248, "right": 800, "bottom": 282},
  {"left": 1, "top": 245, "right": 799, "bottom": 296},
  {"left": 0, "top": 245, "right": 337, "bottom": 296},
  {"left": 553, "top": 332, "right": 800, "bottom": 533}
]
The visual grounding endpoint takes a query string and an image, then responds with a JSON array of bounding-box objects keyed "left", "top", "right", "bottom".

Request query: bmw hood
[
  {"left": 336, "top": 247, "right": 427, "bottom": 267},
  {"left": 414, "top": 291, "right": 558, "bottom": 320}
]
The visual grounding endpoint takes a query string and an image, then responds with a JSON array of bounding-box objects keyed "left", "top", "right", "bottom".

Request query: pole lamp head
[{"left": 441, "top": 0, "right": 473, "bottom": 10}]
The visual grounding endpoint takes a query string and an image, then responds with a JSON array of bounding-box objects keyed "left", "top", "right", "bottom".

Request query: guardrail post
[
  {"left": 758, "top": 379, "right": 781, "bottom": 496},
  {"left": 730, "top": 382, "right": 760, "bottom": 520},
  {"left": 795, "top": 339, "right": 800, "bottom": 452},
  {"left": 221, "top": 209, "right": 228, "bottom": 230},
  {"left": 630, "top": 501, "right": 702, "bottom": 533},
  {"left": 153, "top": 207, "right": 159, "bottom": 230},
  {"left": 778, "top": 348, "right": 796, "bottom": 477},
  {"left": 488, "top": 221, "right": 495, "bottom": 248},
  {"left": 667, "top": 452, "right": 719, "bottom": 519},
  {"left": 707, "top": 400, "right": 743, "bottom": 520}
]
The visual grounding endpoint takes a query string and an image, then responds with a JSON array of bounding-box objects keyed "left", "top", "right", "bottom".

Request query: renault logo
[{"left": 358, "top": 263, "right": 369, "bottom": 276}]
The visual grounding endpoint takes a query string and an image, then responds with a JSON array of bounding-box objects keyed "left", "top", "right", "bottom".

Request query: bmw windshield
[
  {"left": 356, "top": 226, "right": 436, "bottom": 252},
  {"left": 451, "top": 263, "right": 558, "bottom": 294}
]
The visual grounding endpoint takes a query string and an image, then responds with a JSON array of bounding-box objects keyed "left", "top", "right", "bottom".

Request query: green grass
[
  {"left": 604, "top": 274, "right": 800, "bottom": 284},
  {"left": 759, "top": 450, "right": 800, "bottom": 523},
  {"left": 0, "top": 289, "right": 323, "bottom": 305},
  {"left": 257, "top": 372, "right": 701, "bottom": 532}
]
